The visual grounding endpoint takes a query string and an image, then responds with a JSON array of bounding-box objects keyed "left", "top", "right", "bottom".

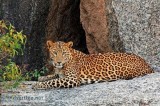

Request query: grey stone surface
[
  {"left": 112, "top": 0, "right": 160, "bottom": 67},
  {"left": 1, "top": 72, "right": 160, "bottom": 106},
  {"left": 107, "top": 0, "right": 125, "bottom": 52}
]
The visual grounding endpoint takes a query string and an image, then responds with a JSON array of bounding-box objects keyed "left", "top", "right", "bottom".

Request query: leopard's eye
[
  {"left": 53, "top": 51, "right": 57, "bottom": 55},
  {"left": 50, "top": 58, "right": 54, "bottom": 61},
  {"left": 62, "top": 52, "right": 67, "bottom": 55}
]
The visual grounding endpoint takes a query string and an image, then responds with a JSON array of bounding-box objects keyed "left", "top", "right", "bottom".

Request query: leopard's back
[{"left": 77, "top": 52, "right": 154, "bottom": 84}]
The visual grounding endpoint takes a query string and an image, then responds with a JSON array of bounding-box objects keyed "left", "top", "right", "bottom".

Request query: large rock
[
  {"left": 112, "top": 0, "right": 160, "bottom": 67},
  {"left": 80, "top": 0, "right": 124, "bottom": 53},
  {"left": 80, "top": 0, "right": 112, "bottom": 53},
  {"left": 1, "top": 72, "right": 160, "bottom": 105}
]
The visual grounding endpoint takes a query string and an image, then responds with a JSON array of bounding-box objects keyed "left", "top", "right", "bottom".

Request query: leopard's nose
[{"left": 57, "top": 62, "right": 61, "bottom": 64}]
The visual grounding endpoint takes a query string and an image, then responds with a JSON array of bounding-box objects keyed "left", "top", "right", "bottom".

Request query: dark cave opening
[{"left": 46, "top": 0, "right": 89, "bottom": 54}]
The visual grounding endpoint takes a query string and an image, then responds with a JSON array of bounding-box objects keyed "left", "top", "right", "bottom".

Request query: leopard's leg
[
  {"left": 54, "top": 68, "right": 65, "bottom": 79},
  {"left": 38, "top": 68, "right": 66, "bottom": 81},
  {"left": 32, "top": 76, "right": 80, "bottom": 90},
  {"left": 38, "top": 74, "right": 57, "bottom": 82}
]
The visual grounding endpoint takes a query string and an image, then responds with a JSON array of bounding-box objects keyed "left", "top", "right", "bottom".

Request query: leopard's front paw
[
  {"left": 38, "top": 75, "right": 57, "bottom": 81},
  {"left": 32, "top": 82, "right": 47, "bottom": 90},
  {"left": 38, "top": 76, "right": 47, "bottom": 82},
  {"left": 32, "top": 83, "right": 39, "bottom": 90}
]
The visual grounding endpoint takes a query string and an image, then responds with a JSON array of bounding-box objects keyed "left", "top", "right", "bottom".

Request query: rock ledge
[{"left": 1, "top": 72, "right": 160, "bottom": 106}]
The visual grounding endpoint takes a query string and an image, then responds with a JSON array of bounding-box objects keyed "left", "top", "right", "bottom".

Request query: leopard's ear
[
  {"left": 46, "top": 40, "right": 54, "bottom": 49},
  {"left": 67, "top": 41, "right": 73, "bottom": 48}
]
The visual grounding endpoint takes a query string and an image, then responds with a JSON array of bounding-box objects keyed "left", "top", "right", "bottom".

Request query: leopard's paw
[
  {"left": 38, "top": 76, "right": 47, "bottom": 82},
  {"left": 32, "top": 82, "right": 47, "bottom": 90}
]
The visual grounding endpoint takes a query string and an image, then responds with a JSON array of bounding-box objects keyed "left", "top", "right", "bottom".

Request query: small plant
[
  {"left": 0, "top": 20, "right": 26, "bottom": 88},
  {"left": 25, "top": 66, "right": 49, "bottom": 81},
  {"left": 0, "top": 20, "right": 50, "bottom": 89}
]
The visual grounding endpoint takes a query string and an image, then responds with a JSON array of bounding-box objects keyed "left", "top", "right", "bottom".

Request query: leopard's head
[{"left": 46, "top": 40, "right": 73, "bottom": 69}]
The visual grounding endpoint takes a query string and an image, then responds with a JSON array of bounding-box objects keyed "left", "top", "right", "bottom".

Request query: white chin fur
[{"left": 55, "top": 66, "right": 63, "bottom": 68}]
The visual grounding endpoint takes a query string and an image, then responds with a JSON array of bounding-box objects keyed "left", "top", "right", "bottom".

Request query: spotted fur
[{"left": 32, "top": 41, "right": 154, "bottom": 89}]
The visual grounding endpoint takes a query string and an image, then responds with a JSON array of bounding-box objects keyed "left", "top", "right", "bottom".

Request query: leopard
[{"left": 32, "top": 41, "right": 154, "bottom": 90}]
